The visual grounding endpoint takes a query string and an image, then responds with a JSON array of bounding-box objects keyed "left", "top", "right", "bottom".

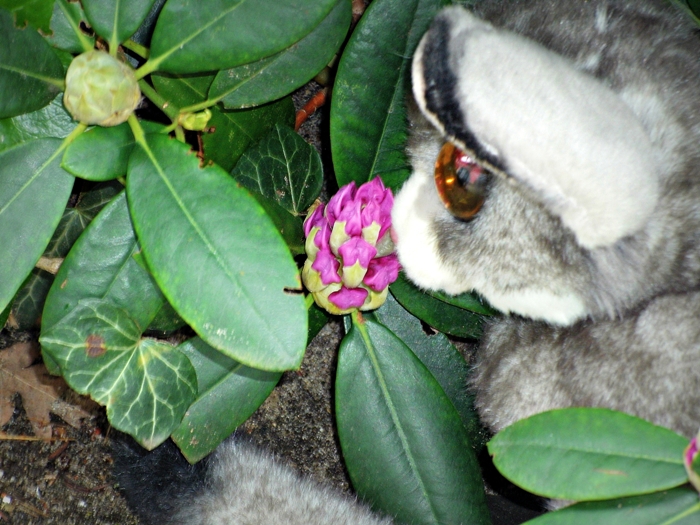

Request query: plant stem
[
  {"left": 60, "top": 122, "right": 89, "bottom": 149},
  {"left": 128, "top": 114, "right": 146, "bottom": 148},
  {"left": 180, "top": 97, "right": 224, "bottom": 114},
  {"left": 304, "top": 293, "right": 315, "bottom": 310},
  {"left": 138, "top": 79, "right": 180, "bottom": 121},
  {"left": 122, "top": 39, "right": 150, "bottom": 59}
]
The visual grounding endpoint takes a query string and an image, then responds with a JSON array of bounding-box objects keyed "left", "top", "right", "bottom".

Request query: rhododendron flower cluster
[{"left": 302, "top": 178, "right": 400, "bottom": 315}]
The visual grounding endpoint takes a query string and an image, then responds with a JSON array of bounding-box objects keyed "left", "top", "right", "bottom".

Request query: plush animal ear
[{"left": 412, "top": 7, "right": 660, "bottom": 249}]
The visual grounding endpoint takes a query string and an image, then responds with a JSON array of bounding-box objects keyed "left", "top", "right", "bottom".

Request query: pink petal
[
  {"left": 338, "top": 237, "right": 376, "bottom": 268},
  {"left": 311, "top": 247, "right": 341, "bottom": 285},
  {"left": 329, "top": 286, "right": 368, "bottom": 310},
  {"left": 303, "top": 202, "right": 326, "bottom": 237},
  {"left": 363, "top": 254, "right": 401, "bottom": 292},
  {"left": 326, "top": 182, "right": 356, "bottom": 225},
  {"left": 337, "top": 200, "right": 363, "bottom": 237}
]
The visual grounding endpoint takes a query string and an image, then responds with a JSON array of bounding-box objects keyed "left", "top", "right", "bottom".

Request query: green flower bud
[{"left": 63, "top": 50, "right": 141, "bottom": 127}]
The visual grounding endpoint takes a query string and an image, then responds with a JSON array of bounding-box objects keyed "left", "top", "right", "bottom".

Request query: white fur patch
[
  {"left": 414, "top": 8, "right": 661, "bottom": 249},
  {"left": 391, "top": 168, "right": 464, "bottom": 294},
  {"left": 476, "top": 286, "right": 588, "bottom": 325}
]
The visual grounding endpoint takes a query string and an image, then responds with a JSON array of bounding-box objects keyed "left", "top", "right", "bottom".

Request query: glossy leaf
[
  {"left": 371, "top": 293, "right": 486, "bottom": 448},
  {"left": 12, "top": 183, "right": 121, "bottom": 330},
  {"left": 244, "top": 190, "right": 305, "bottom": 256},
  {"left": 82, "top": 0, "right": 157, "bottom": 48},
  {"left": 46, "top": 0, "right": 94, "bottom": 53},
  {"left": 330, "top": 0, "right": 449, "bottom": 190},
  {"left": 308, "top": 302, "right": 329, "bottom": 342},
  {"left": 127, "top": 133, "right": 307, "bottom": 371},
  {"left": 0, "top": 94, "right": 76, "bottom": 152},
  {"left": 0, "top": 8, "right": 64, "bottom": 118},
  {"left": 428, "top": 288, "right": 498, "bottom": 316},
  {"left": 488, "top": 408, "right": 689, "bottom": 500},
  {"left": 336, "top": 317, "right": 491, "bottom": 525},
  {"left": 42, "top": 191, "right": 167, "bottom": 333},
  {"left": 210, "top": 0, "right": 350, "bottom": 108},
  {"left": 151, "top": 73, "right": 295, "bottom": 171},
  {"left": 0, "top": 138, "right": 73, "bottom": 313},
  {"left": 62, "top": 123, "right": 135, "bottom": 180},
  {"left": 390, "top": 273, "right": 485, "bottom": 339},
  {"left": 527, "top": 487, "right": 700, "bottom": 525},
  {"left": 0, "top": 0, "right": 54, "bottom": 32},
  {"left": 231, "top": 124, "right": 323, "bottom": 216},
  {"left": 40, "top": 299, "right": 197, "bottom": 449},
  {"left": 145, "top": 0, "right": 338, "bottom": 74},
  {"left": 171, "top": 337, "right": 281, "bottom": 463}
]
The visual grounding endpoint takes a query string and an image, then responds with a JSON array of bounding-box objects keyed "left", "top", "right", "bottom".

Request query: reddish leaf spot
[{"left": 85, "top": 334, "right": 106, "bottom": 357}]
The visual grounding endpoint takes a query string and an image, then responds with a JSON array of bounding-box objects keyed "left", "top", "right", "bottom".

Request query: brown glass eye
[{"left": 434, "top": 142, "right": 489, "bottom": 220}]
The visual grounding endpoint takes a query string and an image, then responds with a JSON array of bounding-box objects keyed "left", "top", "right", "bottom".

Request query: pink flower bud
[{"left": 301, "top": 177, "right": 400, "bottom": 314}]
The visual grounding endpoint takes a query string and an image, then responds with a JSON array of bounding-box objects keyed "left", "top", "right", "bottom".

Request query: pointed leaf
[
  {"left": 0, "top": 8, "right": 64, "bottom": 118},
  {"left": 488, "top": 408, "right": 689, "bottom": 501},
  {"left": 171, "top": 337, "right": 281, "bottom": 463},
  {"left": 330, "top": 0, "right": 449, "bottom": 190},
  {"left": 40, "top": 299, "right": 197, "bottom": 449},
  {"left": 336, "top": 317, "right": 491, "bottom": 525},
  {"left": 210, "top": 0, "right": 350, "bottom": 108},
  {"left": 62, "top": 123, "right": 135, "bottom": 180},
  {"left": 0, "top": 138, "right": 73, "bottom": 313},
  {"left": 0, "top": 0, "right": 54, "bottom": 32},
  {"left": 127, "top": 134, "right": 307, "bottom": 371},
  {"left": 0, "top": 94, "right": 76, "bottom": 152},
  {"left": 231, "top": 124, "right": 323, "bottom": 215},
  {"left": 12, "top": 183, "right": 121, "bottom": 330},
  {"left": 45, "top": 0, "right": 94, "bottom": 53},
  {"left": 82, "top": 0, "right": 157, "bottom": 48},
  {"left": 151, "top": 72, "right": 295, "bottom": 171},
  {"left": 527, "top": 487, "right": 700, "bottom": 525},
  {"left": 145, "top": 0, "right": 338, "bottom": 74},
  {"left": 42, "top": 191, "right": 168, "bottom": 333},
  {"left": 371, "top": 293, "right": 486, "bottom": 448},
  {"left": 390, "top": 273, "right": 485, "bottom": 338}
]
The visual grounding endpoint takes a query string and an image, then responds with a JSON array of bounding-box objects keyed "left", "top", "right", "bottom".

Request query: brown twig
[{"left": 295, "top": 88, "right": 328, "bottom": 131}]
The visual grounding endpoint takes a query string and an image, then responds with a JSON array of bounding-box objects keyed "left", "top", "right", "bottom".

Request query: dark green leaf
[
  {"left": 146, "top": 299, "right": 185, "bottom": 333},
  {"left": 45, "top": 0, "right": 93, "bottom": 53},
  {"left": 145, "top": 0, "right": 338, "bottom": 74},
  {"left": 428, "top": 288, "right": 498, "bottom": 316},
  {"left": 0, "top": 94, "right": 75, "bottom": 153},
  {"left": 0, "top": 138, "right": 73, "bottom": 313},
  {"left": 526, "top": 487, "right": 700, "bottom": 525},
  {"left": 47, "top": 183, "right": 123, "bottom": 258},
  {"left": 308, "top": 302, "right": 329, "bottom": 342},
  {"left": 231, "top": 124, "right": 323, "bottom": 216},
  {"left": 0, "top": 8, "right": 64, "bottom": 118},
  {"left": 82, "top": 0, "right": 156, "bottom": 48},
  {"left": 330, "top": 0, "right": 449, "bottom": 190},
  {"left": 488, "top": 408, "right": 689, "bottom": 500},
  {"left": 11, "top": 183, "right": 120, "bottom": 330},
  {"left": 151, "top": 73, "right": 295, "bottom": 171},
  {"left": 210, "top": 0, "right": 350, "bottom": 108},
  {"left": 62, "top": 123, "right": 134, "bottom": 180},
  {"left": 390, "top": 273, "right": 485, "bottom": 338},
  {"left": 40, "top": 299, "right": 197, "bottom": 449},
  {"left": 127, "top": 134, "right": 307, "bottom": 371},
  {"left": 171, "top": 337, "right": 281, "bottom": 463},
  {"left": 371, "top": 293, "right": 487, "bottom": 449},
  {"left": 42, "top": 191, "right": 167, "bottom": 332},
  {"left": 336, "top": 317, "right": 491, "bottom": 525},
  {"left": 10, "top": 269, "right": 53, "bottom": 329},
  {"left": 0, "top": 0, "right": 54, "bottom": 32},
  {"left": 244, "top": 190, "right": 305, "bottom": 256}
]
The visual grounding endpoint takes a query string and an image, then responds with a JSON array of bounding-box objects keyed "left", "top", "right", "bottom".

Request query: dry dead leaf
[{"left": 0, "top": 342, "right": 95, "bottom": 439}]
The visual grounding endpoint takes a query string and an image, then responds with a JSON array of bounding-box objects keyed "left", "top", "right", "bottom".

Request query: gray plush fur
[
  {"left": 168, "top": 440, "right": 393, "bottom": 525},
  {"left": 394, "top": 0, "right": 700, "bottom": 437}
]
